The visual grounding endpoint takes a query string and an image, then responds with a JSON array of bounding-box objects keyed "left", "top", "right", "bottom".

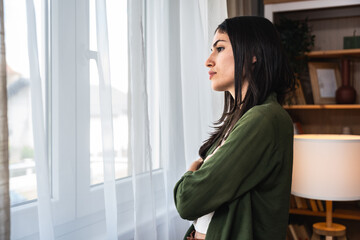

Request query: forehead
[{"left": 212, "top": 31, "right": 230, "bottom": 45}]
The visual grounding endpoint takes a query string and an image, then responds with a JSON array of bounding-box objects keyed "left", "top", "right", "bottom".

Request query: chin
[{"left": 211, "top": 84, "right": 226, "bottom": 92}]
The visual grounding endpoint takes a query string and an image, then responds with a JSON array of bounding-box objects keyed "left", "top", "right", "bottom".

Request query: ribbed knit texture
[{"left": 174, "top": 93, "right": 293, "bottom": 240}]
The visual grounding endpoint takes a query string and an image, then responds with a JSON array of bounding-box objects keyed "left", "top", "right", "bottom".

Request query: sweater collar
[{"left": 264, "top": 92, "right": 277, "bottom": 104}]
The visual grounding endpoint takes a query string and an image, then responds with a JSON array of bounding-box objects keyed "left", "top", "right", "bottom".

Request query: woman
[{"left": 174, "top": 16, "right": 295, "bottom": 240}]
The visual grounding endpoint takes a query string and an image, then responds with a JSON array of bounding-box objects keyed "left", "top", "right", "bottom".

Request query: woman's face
[{"left": 205, "top": 31, "right": 235, "bottom": 97}]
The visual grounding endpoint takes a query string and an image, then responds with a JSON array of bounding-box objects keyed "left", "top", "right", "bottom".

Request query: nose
[{"left": 205, "top": 54, "right": 214, "bottom": 68}]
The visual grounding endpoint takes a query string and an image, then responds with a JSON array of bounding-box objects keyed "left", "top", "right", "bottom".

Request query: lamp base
[{"left": 312, "top": 222, "right": 346, "bottom": 240}]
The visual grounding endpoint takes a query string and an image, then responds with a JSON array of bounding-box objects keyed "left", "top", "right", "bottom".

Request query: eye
[{"left": 216, "top": 47, "right": 225, "bottom": 52}]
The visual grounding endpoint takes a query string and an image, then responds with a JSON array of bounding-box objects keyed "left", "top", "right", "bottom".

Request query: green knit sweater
[{"left": 174, "top": 93, "right": 294, "bottom": 240}]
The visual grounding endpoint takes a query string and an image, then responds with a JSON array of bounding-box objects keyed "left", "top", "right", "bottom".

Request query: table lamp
[{"left": 292, "top": 134, "right": 360, "bottom": 240}]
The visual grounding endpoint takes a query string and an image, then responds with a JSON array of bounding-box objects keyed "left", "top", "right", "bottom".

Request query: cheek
[
  {"left": 226, "top": 67, "right": 234, "bottom": 79},
  {"left": 221, "top": 60, "right": 234, "bottom": 82},
  {"left": 220, "top": 55, "right": 234, "bottom": 75},
  {"left": 226, "top": 57, "right": 235, "bottom": 74}
]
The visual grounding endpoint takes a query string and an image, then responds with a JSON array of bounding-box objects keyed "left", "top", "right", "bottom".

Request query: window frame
[
  {"left": 10, "top": 0, "right": 168, "bottom": 238},
  {"left": 10, "top": 0, "right": 77, "bottom": 237},
  {"left": 75, "top": 0, "right": 135, "bottom": 217}
]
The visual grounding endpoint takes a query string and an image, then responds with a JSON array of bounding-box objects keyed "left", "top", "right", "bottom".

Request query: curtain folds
[
  {"left": 94, "top": 1, "right": 118, "bottom": 239},
  {"left": 0, "top": 0, "right": 10, "bottom": 239},
  {"left": 25, "top": 0, "right": 55, "bottom": 239},
  {"left": 6, "top": 0, "right": 227, "bottom": 239},
  {"left": 128, "top": 0, "right": 158, "bottom": 239},
  {"left": 124, "top": 0, "right": 227, "bottom": 239},
  {"left": 179, "top": 0, "right": 227, "bottom": 168}
]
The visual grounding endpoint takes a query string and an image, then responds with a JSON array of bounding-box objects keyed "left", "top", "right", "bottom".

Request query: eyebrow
[{"left": 212, "top": 39, "right": 226, "bottom": 48}]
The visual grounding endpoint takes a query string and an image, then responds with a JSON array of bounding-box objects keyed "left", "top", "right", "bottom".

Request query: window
[
  {"left": 88, "top": 0, "right": 129, "bottom": 185},
  {"left": 10, "top": 1, "right": 77, "bottom": 238},
  {"left": 10, "top": 0, "right": 165, "bottom": 238},
  {"left": 87, "top": 0, "right": 160, "bottom": 186},
  {"left": 76, "top": 0, "right": 162, "bottom": 218},
  {"left": 5, "top": 0, "right": 50, "bottom": 206}
]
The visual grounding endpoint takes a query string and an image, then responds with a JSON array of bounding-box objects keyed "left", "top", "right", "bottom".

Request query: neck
[{"left": 230, "top": 81, "right": 249, "bottom": 102}]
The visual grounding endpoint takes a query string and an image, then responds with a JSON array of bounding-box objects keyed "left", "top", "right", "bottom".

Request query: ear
[{"left": 252, "top": 56, "right": 257, "bottom": 63}]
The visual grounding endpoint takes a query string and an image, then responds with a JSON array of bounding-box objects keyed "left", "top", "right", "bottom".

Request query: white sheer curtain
[
  {"left": 19, "top": 0, "right": 226, "bottom": 239},
  {"left": 179, "top": 0, "right": 227, "bottom": 167},
  {"left": 125, "top": 0, "right": 227, "bottom": 239},
  {"left": 94, "top": 1, "right": 118, "bottom": 239},
  {"left": 25, "top": 0, "right": 55, "bottom": 239},
  {"left": 128, "top": 0, "right": 158, "bottom": 239}
]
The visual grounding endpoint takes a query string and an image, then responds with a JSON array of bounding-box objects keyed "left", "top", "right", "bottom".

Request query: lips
[{"left": 208, "top": 71, "right": 216, "bottom": 79}]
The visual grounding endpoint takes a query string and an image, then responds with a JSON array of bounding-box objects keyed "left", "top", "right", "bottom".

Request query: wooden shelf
[
  {"left": 290, "top": 208, "right": 360, "bottom": 221},
  {"left": 305, "top": 49, "right": 360, "bottom": 58},
  {"left": 283, "top": 104, "right": 360, "bottom": 110},
  {"left": 268, "top": 2, "right": 360, "bottom": 238}
]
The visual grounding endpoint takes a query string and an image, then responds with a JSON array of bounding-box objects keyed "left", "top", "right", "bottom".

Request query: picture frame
[{"left": 308, "top": 62, "right": 341, "bottom": 104}]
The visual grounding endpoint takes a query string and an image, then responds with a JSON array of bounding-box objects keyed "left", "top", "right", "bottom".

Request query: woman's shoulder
[{"left": 234, "top": 93, "right": 292, "bottom": 130}]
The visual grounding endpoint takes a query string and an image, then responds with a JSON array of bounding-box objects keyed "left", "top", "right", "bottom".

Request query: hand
[{"left": 188, "top": 158, "right": 204, "bottom": 172}]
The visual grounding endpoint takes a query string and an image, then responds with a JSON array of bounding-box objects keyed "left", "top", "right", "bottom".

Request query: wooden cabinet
[
  {"left": 284, "top": 48, "right": 360, "bottom": 134},
  {"left": 265, "top": 0, "right": 360, "bottom": 133},
  {"left": 285, "top": 105, "right": 360, "bottom": 134},
  {"left": 265, "top": 1, "right": 360, "bottom": 238}
]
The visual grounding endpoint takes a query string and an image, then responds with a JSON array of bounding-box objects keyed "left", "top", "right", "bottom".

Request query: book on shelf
[
  {"left": 290, "top": 194, "right": 326, "bottom": 213},
  {"left": 301, "top": 197, "right": 309, "bottom": 209},
  {"left": 293, "top": 195, "right": 303, "bottom": 209},
  {"left": 293, "top": 195, "right": 308, "bottom": 209},
  {"left": 290, "top": 195, "right": 297, "bottom": 209},
  {"left": 297, "top": 224, "right": 311, "bottom": 240},
  {"left": 316, "top": 200, "right": 324, "bottom": 212},
  {"left": 309, "top": 199, "right": 318, "bottom": 212},
  {"left": 288, "top": 224, "right": 298, "bottom": 240},
  {"left": 287, "top": 224, "right": 310, "bottom": 240}
]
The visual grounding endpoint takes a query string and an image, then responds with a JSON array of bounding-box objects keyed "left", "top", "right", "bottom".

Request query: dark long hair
[{"left": 199, "top": 16, "right": 295, "bottom": 159}]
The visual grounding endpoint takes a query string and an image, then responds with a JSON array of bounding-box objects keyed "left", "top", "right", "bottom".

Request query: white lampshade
[{"left": 292, "top": 134, "right": 360, "bottom": 201}]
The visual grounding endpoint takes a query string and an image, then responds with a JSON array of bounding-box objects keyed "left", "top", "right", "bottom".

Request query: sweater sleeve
[{"left": 174, "top": 108, "right": 280, "bottom": 220}]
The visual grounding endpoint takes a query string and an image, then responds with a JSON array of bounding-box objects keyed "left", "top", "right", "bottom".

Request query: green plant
[{"left": 276, "top": 17, "right": 315, "bottom": 75}]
